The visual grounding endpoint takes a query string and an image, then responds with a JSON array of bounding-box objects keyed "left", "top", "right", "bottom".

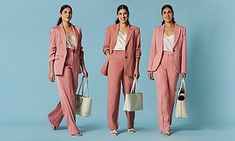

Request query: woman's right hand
[
  {"left": 148, "top": 71, "right": 154, "bottom": 80},
  {"left": 49, "top": 70, "right": 55, "bottom": 82},
  {"left": 105, "top": 50, "right": 110, "bottom": 58},
  {"left": 49, "top": 61, "right": 55, "bottom": 82},
  {"left": 82, "top": 68, "right": 89, "bottom": 77}
]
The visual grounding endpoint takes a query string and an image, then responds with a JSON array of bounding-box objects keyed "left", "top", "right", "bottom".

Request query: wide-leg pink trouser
[
  {"left": 48, "top": 48, "right": 80, "bottom": 135},
  {"left": 107, "top": 50, "right": 135, "bottom": 130},
  {"left": 153, "top": 51, "right": 179, "bottom": 132}
]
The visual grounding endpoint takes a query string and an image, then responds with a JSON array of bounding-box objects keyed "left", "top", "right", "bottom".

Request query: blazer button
[{"left": 125, "top": 56, "right": 128, "bottom": 58}]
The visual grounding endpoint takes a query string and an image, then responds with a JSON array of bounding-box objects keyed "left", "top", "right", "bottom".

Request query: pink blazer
[
  {"left": 148, "top": 24, "right": 187, "bottom": 74},
  {"left": 49, "top": 24, "right": 83, "bottom": 75},
  {"left": 102, "top": 24, "right": 141, "bottom": 77}
]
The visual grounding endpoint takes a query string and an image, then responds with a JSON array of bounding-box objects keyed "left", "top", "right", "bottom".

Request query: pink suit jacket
[
  {"left": 148, "top": 24, "right": 187, "bottom": 74},
  {"left": 49, "top": 24, "right": 83, "bottom": 75},
  {"left": 102, "top": 24, "right": 141, "bottom": 77}
]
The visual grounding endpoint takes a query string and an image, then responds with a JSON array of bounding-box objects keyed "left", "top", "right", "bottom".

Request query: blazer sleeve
[
  {"left": 78, "top": 28, "right": 84, "bottom": 59},
  {"left": 135, "top": 28, "right": 141, "bottom": 58},
  {"left": 103, "top": 26, "right": 111, "bottom": 54},
  {"left": 49, "top": 28, "right": 56, "bottom": 62},
  {"left": 148, "top": 28, "right": 157, "bottom": 72},
  {"left": 181, "top": 27, "right": 187, "bottom": 73}
]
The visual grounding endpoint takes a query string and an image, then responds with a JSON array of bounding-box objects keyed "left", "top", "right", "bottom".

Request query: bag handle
[
  {"left": 178, "top": 77, "right": 187, "bottom": 96},
  {"left": 76, "top": 76, "right": 89, "bottom": 97},
  {"left": 130, "top": 78, "right": 140, "bottom": 93}
]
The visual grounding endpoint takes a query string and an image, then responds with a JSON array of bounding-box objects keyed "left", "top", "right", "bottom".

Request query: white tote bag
[
  {"left": 75, "top": 77, "right": 92, "bottom": 117},
  {"left": 175, "top": 77, "right": 188, "bottom": 118},
  {"left": 123, "top": 78, "right": 143, "bottom": 111}
]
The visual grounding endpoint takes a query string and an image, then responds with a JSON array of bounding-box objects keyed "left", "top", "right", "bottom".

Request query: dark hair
[
  {"left": 57, "top": 5, "right": 72, "bottom": 25},
  {"left": 115, "top": 4, "right": 130, "bottom": 25},
  {"left": 161, "top": 4, "right": 176, "bottom": 25}
]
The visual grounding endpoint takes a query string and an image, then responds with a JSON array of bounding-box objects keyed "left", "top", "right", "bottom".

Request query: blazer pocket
[{"left": 100, "top": 59, "right": 109, "bottom": 76}]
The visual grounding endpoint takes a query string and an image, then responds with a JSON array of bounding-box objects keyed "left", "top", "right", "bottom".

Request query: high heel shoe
[
  {"left": 162, "top": 131, "right": 170, "bottom": 136},
  {"left": 72, "top": 131, "right": 82, "bottom": 136},
  {"left": 110, "top": 129, "right": 118, "bottom": 136},
  {"left": 128, "top": 128, "right": 136, "bottom": 134},
  {"left": 51, "top": 124, "right": 57, "bottom": 130}
]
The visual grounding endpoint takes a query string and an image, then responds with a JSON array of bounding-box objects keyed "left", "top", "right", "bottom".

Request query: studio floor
[{"left": 1, "top": 118, "right": 234, "bottom": 141}]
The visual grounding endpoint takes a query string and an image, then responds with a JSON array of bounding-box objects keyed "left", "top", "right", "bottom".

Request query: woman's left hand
[
  {"left": 134, "top": 68, "right": 140, "bottom": 79},
  {"left": 82, "top": 68, "right": 88, "bottom": 77}
]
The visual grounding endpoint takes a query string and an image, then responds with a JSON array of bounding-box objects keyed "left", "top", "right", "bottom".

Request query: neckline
[
  {"left": 119, "top": 31, "right": 127, "bottom": 36},
  {"left": 164, "top": 33, "right": 174, "bottom": 37}
]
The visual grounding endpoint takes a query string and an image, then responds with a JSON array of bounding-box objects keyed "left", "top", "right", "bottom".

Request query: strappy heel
[
  {"left": 128, "top": 128, "right": 136, "bottom": 134},
  {"left": 162, "top": 130, "right": 170, "bottom": 136},
  {"left": 110, "top": 129, "right": 118, "bottom": 136},
  {"left": 72, "top": 131, "right": 82, "bottom": 136},
  {"left": 51, "top": 124, "right": 57, "bottom": 130}
]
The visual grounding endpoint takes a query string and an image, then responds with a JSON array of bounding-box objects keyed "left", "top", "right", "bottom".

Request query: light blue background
[{"left": 0, "top": 0, "right": 235, "bottom": 141}]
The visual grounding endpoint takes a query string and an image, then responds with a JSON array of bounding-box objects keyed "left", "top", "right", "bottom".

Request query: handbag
[
  {"left": 175, "top": 77, "right": 188, "bottom": 118},
  {"left": 123, "top": 78, "right": 143, "bottom": 111},
  {"left": 75, "top": 77, "right": 92, "bottom": 117}
]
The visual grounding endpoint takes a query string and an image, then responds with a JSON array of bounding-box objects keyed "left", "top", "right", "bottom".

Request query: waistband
[
  {"left": 67, "top": 48, "right": 77, "bottom": 53},
  {"left": 112, "top": 50, "right": 125, "bottom": 53},
  {"left": 163, "top": 51, "right": 174, "bottom": 56}
]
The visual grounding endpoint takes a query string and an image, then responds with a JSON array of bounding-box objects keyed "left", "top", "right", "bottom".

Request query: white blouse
[
  {"left": 66, "top": 34, "right": 76, "bottom": 49},
  {"left": 163, "top": 34, "right": 174, "bottom": 52},
  {"left": 113, "top": 32, "right": 127, "bottom": 50}
]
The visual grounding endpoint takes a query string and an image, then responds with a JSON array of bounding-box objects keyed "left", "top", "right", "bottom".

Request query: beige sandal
[
  {"left": 128, "top": 128, "right": 136, "bottom": 134},
  {"left": 110, "top": 130, "right": 118, "bottom": 136},
  {"left": 72, "top": 131, "right": 82, "bottom": 136},
  {"left": 51, "top": 124, "right": 57, "bottom": 130},
  {"left": 162, "top": 131, "right": 170, "bottom": 136}
]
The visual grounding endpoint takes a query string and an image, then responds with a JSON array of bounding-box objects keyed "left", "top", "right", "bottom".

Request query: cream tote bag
[
  {"left": 75, "top": 77, "right": 92, "bottom": 117},
  {"left": 175, "top": 77, "right": 188, "bottom": 118},
  {"left": 123, "top": 78, "right": 143, "bottom": 111}
]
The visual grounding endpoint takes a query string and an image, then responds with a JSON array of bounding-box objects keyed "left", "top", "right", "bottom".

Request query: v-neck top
[
  {"left": 163, "top": 34, "right": 174, "bottom": 52},
  {"left": 66, "top": 34, "right": 76, "bottom": 49},
  {"left": 113, "top": 31, "right": 127, "bottom": 50}
]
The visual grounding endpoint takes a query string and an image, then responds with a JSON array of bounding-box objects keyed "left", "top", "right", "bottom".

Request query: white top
[
  {"left": 113, "top": 32, "right": 127, "bottom": 50},
  {"left": 163, "top": 34, "right": 174, "bottom": 52},
  {"left": 66, "top": 34, "right": 76, "bottom": 49}
]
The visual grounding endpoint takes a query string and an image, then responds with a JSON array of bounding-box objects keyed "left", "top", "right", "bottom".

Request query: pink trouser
[
  {"left": 153, "top": 52, "right": 179, "bottom": 132},
  {"left": 107, "top": 50, "right": 135, "bottom": 130},
  {"left": 48, "top": 48, "right": 80, "bottom": 135}
]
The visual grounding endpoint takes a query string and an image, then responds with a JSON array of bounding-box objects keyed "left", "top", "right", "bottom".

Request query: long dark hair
[
  {"left": 115, "top": 4, "right": 130, "bottom": 25},
  {"left": 161, "top": 4, "right": 176, "bottom": 25},
  {"left": 57, "top": 5, "right": 72, "bottom": 25}
]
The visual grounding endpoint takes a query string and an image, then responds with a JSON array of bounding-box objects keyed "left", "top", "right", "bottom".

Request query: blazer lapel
[
  {"left": 173, "top": 24, "right": 180, "bottom": 49},
  {"left": 159, "top": 25, "right": 164, "bottom": 50},
  {"left": 125, "top": 26, "right": 134, "bottom": 46},
  {"left": 71, "top": 24, "right": 78, "bottom": 49},
  {"left": 59, "top": 24, "right": 67, "bottom": 48},
  {"left": 111, "top": 24, "right": 119, "bottom": 50}
]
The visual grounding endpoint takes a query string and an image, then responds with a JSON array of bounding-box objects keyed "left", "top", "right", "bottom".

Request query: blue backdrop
[{"left": 0, "top": 0, "right": 235, "bottom": 141}]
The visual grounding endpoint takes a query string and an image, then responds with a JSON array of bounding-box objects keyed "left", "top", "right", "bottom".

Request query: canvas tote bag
[
  {"left": 123, "top": 78, "right": 143, "bottom": 111},
  {"left": 75, "top": 77, "right": 92, "bottom": 117},
  {"left": 175, "top": 77, "right": 188, "bottom": 118}
]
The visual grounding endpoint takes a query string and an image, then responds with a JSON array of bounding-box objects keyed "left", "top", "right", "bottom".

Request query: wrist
[{"left": 50, "top": 68, "right": 54, "bottom": 72}]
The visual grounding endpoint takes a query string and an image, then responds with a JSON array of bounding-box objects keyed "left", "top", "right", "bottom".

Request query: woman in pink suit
[
  {"left": 148, "top": 4, "right": 187, "bottom": 136},
  {"left": 102, "top": 4, "right": 141, "bottom": 135},
  {"left": 48, "top": 5, "right": 88, "bottom": 136}
]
